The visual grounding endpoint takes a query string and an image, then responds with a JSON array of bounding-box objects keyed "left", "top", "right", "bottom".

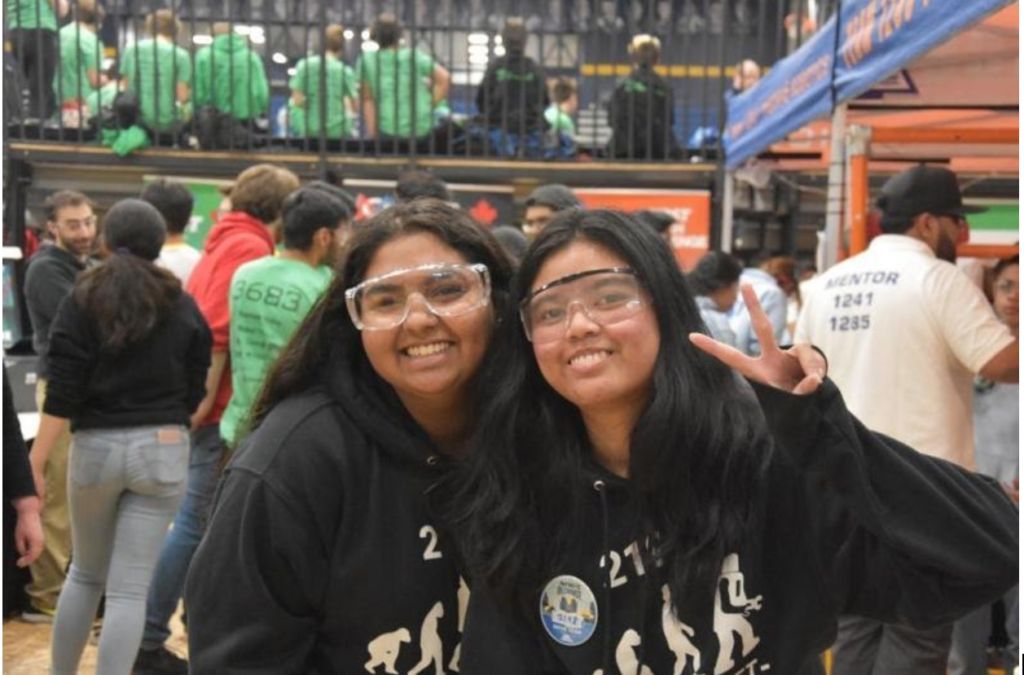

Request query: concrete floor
[{"left": 2, "top": 604, "right": 188, "bottom": 673}]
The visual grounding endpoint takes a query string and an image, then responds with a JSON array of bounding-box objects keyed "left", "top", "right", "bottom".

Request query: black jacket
[
  {"left": 607, "top": 64, "right": 679, "bottom": 160},
  {"left": 44, "top": 291, "right": 211, "bottom": 431},
  {"left": 185, "top": 347, "right": 465, "bottom": 674},
  {"left": 459, "top": 379, "right": 1019, "bottom": 674},
  {"left": 23, "top": 244, "right": 92, "bottom": 378},
  {"left": 477, "top": 53, "right": 549, "bottom": 134}
]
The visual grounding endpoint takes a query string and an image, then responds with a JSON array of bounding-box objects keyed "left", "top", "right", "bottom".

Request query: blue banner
[
  {"left": 834, "top": 0, "right": 1014, "bottom": 101},
  {"left": 724, "top": 0, "right": 1014, "bottom": 168},
  {"left": 723, "top": 17, "right": 836, "bottom": 169}
]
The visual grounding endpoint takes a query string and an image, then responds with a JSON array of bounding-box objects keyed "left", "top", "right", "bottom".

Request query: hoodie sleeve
[
  {"left": 751, "top": 378, "right": 1018, "bottom": 629},
  {"left": 183, "top": 296, "right": 213, "bottom": 414},
  {"left": 185, "top": 466, "right": 329, "bottom": 674},
  {"left": 42, "top": 295, "right": 97, "bottom": 419}
]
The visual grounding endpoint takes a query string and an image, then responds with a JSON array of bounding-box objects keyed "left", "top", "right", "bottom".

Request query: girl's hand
[{"left": 690, "top": 284, "right": 826, "bottom": 395}]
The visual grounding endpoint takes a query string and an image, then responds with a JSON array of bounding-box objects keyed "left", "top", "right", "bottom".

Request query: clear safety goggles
[
  {"left": 519, "top": 267, "right": 647, "bottom": 344},
  {"left": 345, "top": 262, "right": 491, "bottom": 331}
]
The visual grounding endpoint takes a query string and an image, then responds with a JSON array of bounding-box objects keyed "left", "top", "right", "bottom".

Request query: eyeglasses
[
  {"left": 345, "top": 263, "right": 491, "bottom": 331},
  {"left": 994, "top": 279, "right": 1018, "bottom": 294},
  {"left": 519, "top": 268, "right": 647, "bottom": 344}
]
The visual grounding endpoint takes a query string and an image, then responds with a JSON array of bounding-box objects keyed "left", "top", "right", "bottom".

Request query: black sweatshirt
[
  {"left": 43, "top": 291, "right": 212, "bottom": 431},
  {"left": 459, "top": 379, "right": 1019, "bottom": 675},
  {"left": 23, "top": 244, "right": 92, "bottom": 379},
  {"left": 477, "top": 53, "right": 549, "bottom": 134},
  {"left": 607, "top": 64, "right": 679, "bottom": 160},
  {"left": 185, "top": 348, "right": 465, "bottom": 674},
  {"left": 3, "top": 367, "right": 35, "bottom": 500}
]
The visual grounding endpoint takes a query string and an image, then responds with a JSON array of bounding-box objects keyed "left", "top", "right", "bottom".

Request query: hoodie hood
[
  {"left": 202, "top": 210, "right": 274, "bottom": 255},
  {"left": 212, "top": 32, "right": 250, "bottom": 55},
  {"left": 323, "top": 337, "right": 442, "bottom": 471}
]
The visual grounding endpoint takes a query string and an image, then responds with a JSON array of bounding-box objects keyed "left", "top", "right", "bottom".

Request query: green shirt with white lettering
[
  {"left": 289, "top": 54, "right": 357, "bottom": 138},
  {"left": 357, "top": 47, "right": 436, "bottom": 138},
  {"left": 121, "top": 37, "right": 192, "bottom": 131},
  {"left": 221, "top": 257, "right": 332, "bottom": 446}
]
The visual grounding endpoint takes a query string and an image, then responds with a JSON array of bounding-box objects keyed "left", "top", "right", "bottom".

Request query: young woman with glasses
[
  {"left": 184, "top": 199, "right": 513, "bottom": 673},
  {"left": 441, "top": 209, "right": 1018, "bottom": 675}
]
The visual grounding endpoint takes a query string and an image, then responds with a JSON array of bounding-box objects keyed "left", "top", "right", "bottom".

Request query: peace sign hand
[{"left": 689, "top": 284, "right": 825, "bottom": 395}]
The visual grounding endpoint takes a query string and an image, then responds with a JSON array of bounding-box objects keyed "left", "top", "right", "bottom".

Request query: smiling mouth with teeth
[
  {"left": 405, "top": 342, "right": 453, "bottom": 357},
  {"left": 569, "top": 350, "right": 611, "bottom": 366}
]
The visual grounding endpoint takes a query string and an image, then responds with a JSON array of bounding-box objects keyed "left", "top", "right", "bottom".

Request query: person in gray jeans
[{"left": 27, "top": 199, "right": 211, "bottom": 675}]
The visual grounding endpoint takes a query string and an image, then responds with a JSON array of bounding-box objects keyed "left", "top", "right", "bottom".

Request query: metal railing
[{"left": 4, "top": 0, "right": 826, "bottom": 162}]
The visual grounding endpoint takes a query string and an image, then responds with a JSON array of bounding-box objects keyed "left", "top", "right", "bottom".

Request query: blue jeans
[
  {"left": 51, "top": 425, "right": 189, "bottom": 675},
  {"left": 141, "top": 424, "right": 227, "bottom": 650}
]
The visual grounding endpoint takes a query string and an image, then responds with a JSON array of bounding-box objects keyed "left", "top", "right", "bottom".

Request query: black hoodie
[
  {"left": 476, "top": 52, "right": 549, "bottom": 134},
  {"left": 185, "top": 347, "right": 467, "bottom": 674},
  {"left": 458, "top": 379, "right": 1019, "bottom": 675},
  {"left": 607, "top": 64, "right": 679, "bottom": 160}
]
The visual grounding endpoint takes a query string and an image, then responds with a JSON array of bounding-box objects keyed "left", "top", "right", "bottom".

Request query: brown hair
[
  {"left": 229, "top": 164, "right": 300, "bottom": 224},
  {"left": 76, "top": 0, "right": 105, "bottom": 26},
  {"left": 502, "top": 17, "right": 527, "bottom": 55},
  {"left": 145, "top": 9, "right": 180, "bottom": 39},
  {"left": 324, "top": 24, "right": 346, "bottom": 54},
  {"left": 371, "top": 12, "right": 401, "bottom": 49},
  {"left": 550, "top": 77, "right": 577, "bottom": 104},
  {"left": 44, "top": 190, "right": 95, "bottom": 222}
]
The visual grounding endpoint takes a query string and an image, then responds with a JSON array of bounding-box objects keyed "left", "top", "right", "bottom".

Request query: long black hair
[
  {"left": 74, "top": 199, "right": 181, "bottom": 354},
  {"left": 441, "top": 209, "right": 771, "bottom": 615},
  {"left": 251, "top": 198, "right": 514, "bottom": 430}
]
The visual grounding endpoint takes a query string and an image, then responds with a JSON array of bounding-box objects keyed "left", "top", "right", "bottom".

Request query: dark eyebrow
[{"left": 363, "top": 283, "right": 403, "bottom": 296}]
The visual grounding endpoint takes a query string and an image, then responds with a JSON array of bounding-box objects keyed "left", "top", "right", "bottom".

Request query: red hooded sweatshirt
[{"left": 186, "top": 211, "right": 275, "bottom": 426}]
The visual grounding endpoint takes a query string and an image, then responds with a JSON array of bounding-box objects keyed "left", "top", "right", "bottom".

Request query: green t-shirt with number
[
  {"left": 54, "top": 23, "right": 102, "bottom": 112},
  {"left": 289, "top": 54, "right": 356, "bottom": 138},
  {"left": 121, "top": 37, "right": 192, "bottom": 131},
  {"left": 544, "top": 105, "right": 576, "bottom": 137},
  {"left": 220, "top": 257, "right": 333, "bottom": 446},
  {"left": 357, "top": 47, "right": 436, "bottom": 138},
  {"left": 6, "top": 0, "right": 56, "bottom": 30}
]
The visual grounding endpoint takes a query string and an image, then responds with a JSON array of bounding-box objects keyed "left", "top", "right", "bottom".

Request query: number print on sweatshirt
[
  {"left": 420, "top": 525, "right": 443, "bottom": 561},
  {"left": 231, "top": 279, "right": 305, "bottom": 312}
]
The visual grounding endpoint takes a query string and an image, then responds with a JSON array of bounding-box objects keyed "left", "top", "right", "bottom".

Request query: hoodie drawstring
[{"left": 594, "top": 479, "right": 612, "bottom": 675}]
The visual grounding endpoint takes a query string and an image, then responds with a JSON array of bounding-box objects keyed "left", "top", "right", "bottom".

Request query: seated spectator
[
  {"left": 143, "top": 179, "right": 201, "bottom": 286},
  {"left": 54, "top": 0, "right": 105, "bottom": 126},
  {"left": 120, "top": 10, "right": 192, "bottom": 136},
  {"left": 688, "top": 250, "right": 742, "bottom": 347},
  {"left": 607, "top": 33, "right": 680, "bottom": 160},
  {"left": 725, "top": 58, "right": 761, "bottom": 101},
  {"left": 476, "top": 17, "right": 548, "bottom": 158},
  {"left": 358, "top": 13, "right": 450, "bottom": 143},
  {"left": 194, "top": 22, "right": 269, "bottom": 147},
  {"left": 544, "top": 76, "right": 577, "bottom": 158},
  {"left": 290, "top": 24, "right": 357, "bottom": 140}
]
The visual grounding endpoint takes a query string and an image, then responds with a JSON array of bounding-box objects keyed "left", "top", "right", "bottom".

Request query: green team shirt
[
  {"left": 55, "top": 23, "right": 101, "bottom": 110},
  {"left": 6, "top": 0, "right": 56, "bottom": 30},
  {"left": 220, "top": 257, "right": 332, "bottom": 446},
  {"left": 194, "top": 33, "right": 269, "bottom": 120},
  {"left": 289, "top": 55, "right": 357, "bottom": 138},
  {"left": 121, "top": 37, "right": 192, "bottom": 131},
  {"left": 357, "top": 48, "right": 436, "bottom": 138},
  {"left": 545, "top": 105, "right": 576, "bottom": 136}
]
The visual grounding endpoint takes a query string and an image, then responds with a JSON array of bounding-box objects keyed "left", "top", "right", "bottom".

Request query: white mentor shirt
[{"left": 796, "top": 235, "right": 1013, "bottom": 469}]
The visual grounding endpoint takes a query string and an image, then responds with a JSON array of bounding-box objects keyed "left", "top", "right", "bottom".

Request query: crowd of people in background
[
  {"left": 2, "top": 163, "right": 1018, "bottom": 675},
  {"left": 6, "top": 0, "right": 768, "bottom": 159}
]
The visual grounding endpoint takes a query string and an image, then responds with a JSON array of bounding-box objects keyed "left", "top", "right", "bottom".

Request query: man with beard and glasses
[
  {"left": 796, "top": 164, "right": 1019, "bottom": 675},
  {"left": 219, "top": 185, "right": 351, "bottom": 450},
  {"left": 22, "top": 189, "right": 97, "bottom": 622}
]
